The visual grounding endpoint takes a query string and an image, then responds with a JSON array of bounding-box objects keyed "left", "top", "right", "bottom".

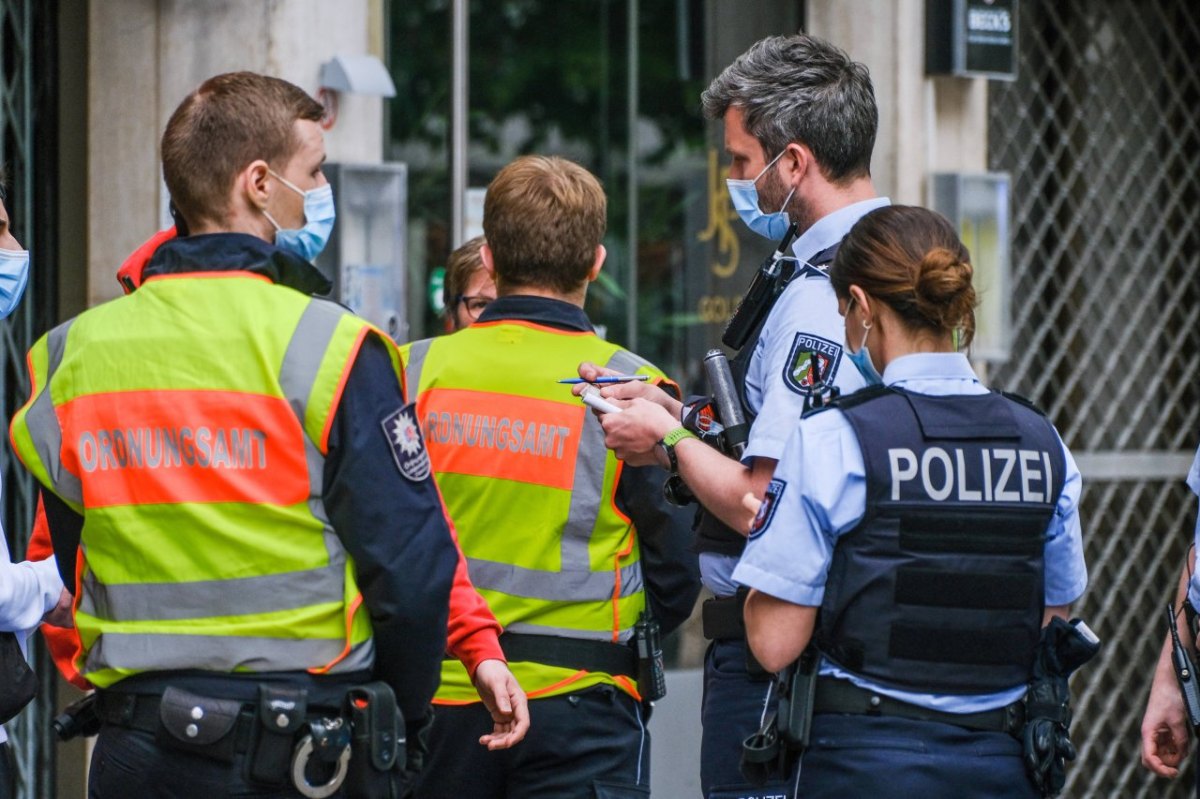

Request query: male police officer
[
  {"left": 1141, "top": 445, "right": 1200, "bottom": 785},
  {"left": 402, "top": 155, "right": 699, "bottom": 798},
  {"left": 10, "top": 72, "right": 457, "bottom": 797},
  {"left": 578, "top": 33, "right": 887, "bottom": 797}
]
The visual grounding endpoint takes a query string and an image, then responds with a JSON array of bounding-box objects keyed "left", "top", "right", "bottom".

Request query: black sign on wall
[{"left": 926, "top": 0, "right": 1018, "bottom": 80}]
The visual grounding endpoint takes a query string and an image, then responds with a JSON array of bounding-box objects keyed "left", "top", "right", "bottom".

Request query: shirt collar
[
  {"left": 883, "top": 352, "right": 980, "bottom": 386},
  {"left": 791, "top": 197, "right": 891, "bottom": 264},
  {"left": 142, "top": 233, "right": 333, "bottom": 295},
  {"left": 475, "top": 294, "right": 594, "bottom": 333}
]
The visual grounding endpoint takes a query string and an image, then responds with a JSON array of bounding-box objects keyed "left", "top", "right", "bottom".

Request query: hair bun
[{"left": 913, "top": 247, "right": 975, "bottom": 332}]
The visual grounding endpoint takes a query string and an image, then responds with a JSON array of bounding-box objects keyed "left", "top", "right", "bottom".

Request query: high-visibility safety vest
[
  {"left": 9, "top": 271, "right": 398, "bottom": 688},
  {"left": 402, "top": 318, "right": 671, "bottom": 702}
]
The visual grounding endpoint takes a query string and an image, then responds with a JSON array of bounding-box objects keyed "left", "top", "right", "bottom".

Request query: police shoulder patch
[
  {"left": 782, "top": 332, "right": 842, "bottom": 396},
  {"left": 382, "top": 403, "right": 431, "bottom": 482},
  {"left": 748, "top": 477, "right": 786, "bottom": 540}
]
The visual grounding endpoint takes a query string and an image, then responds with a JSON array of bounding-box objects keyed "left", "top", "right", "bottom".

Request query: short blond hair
[{"left": 483, "top": 156, "right": 606, "bottom": 294}]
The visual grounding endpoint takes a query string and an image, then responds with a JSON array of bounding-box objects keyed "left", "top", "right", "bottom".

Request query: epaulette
[
  {"left": 998, "top": 389, "right": 1049, "bottom": 417},
  {"left": 801, "top": 384, "right": 894, "bottom": 418}
]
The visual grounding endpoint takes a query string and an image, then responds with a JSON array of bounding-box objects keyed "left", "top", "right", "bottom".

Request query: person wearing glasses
[{"left": 444, "top": 235, "right": 496, "bottom": 332}]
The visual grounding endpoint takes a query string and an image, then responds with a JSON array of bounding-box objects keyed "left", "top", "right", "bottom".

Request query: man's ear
[
  {"left": 241, "top": 159, "right": 272, "bottom": 211},
  {"left": 779, "top": 142, "right": 811, "bottom": 189},
  {"left": 587, "top": 244, "right": 606, "bottom": 282},
  {"left": 480, "top": 243, "right": 497, "bottom": 280}
]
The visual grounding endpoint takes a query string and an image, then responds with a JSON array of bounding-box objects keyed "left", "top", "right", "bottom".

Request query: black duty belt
[
  {"left": 702, "top": 592, "right": 747, "bottom": 640},
  {"left": 813, "top": 677, "right": 1026, "bottom": 735},
  {"left": 96, "top": 691, "right": 257, "bottom": 753},
  {"left": 498, "top": 632, "right": 637, "bottom": 679}
]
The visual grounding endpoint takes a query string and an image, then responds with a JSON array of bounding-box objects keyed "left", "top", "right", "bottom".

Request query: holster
[
  {"left": 245, "top": 685, "right": 307, "bottom": 786},
  {"left": 155, "top": 686, "right": 244, "bottom": 763},
  {"left": 702, "top": 589, "right": 769, "bottom": 677},
  {"left": 777, "top": 647, "right": 819, "bottom": 751},
  {"left": 343, "top": 681, "right": 405, "bottom": 799},
  {"left": 740, "top": 646, "right": 818, "bottom": 787}
]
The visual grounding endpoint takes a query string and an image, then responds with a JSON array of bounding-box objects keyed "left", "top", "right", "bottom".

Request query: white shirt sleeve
[
  {"left": 743, "top": 275, "right": 865, "bottom": 463},
  {"left": 734, "top": 409, "right": 867, "bottom": 605},
  {"left": 1042, "top": 436, "right": 1087, "bottom": 606},
  {"left": 0, "top": 555, "right": 63, "bottom": 634}
]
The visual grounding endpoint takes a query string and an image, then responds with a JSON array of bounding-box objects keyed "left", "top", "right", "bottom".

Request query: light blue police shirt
[
  {"left": 1186, "top": 446, "right": 1200, "bottom": 608},
  {"left": 700, "top": 197, "right": 889, "bottom": 597},
  {"left": 733, "top": 352, "right": 1088, "bottom": 713}
]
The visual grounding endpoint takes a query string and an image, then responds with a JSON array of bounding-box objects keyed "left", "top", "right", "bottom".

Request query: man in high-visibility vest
[
  {"left": 403, "top": 155, "right": 700, "bottom": 798},
  {"left": 10, "top": 71, "right": 458, "bottom": 798}
]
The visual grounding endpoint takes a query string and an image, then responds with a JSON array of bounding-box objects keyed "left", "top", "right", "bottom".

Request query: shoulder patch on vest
[
  {"left": 382, "top": 403, "right": 431, "bottom": 482},
  {"left": 783, "top": 333, "right": 842, "bottom": 396},
  {"left": 748, "top": 478, "right": 786, "bottom": 540}
]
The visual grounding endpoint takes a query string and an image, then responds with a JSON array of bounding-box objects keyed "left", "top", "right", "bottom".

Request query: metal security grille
[
  {"left": 0, "top": 1, "right": 53, "bottom": 797},
  {"left": 988, "top": 1, "right": 1200, "bottom": 795}
]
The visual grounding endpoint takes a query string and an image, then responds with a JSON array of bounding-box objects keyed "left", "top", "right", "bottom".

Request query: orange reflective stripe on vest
[
  {"left": 420, "top": 387, "right": 583, "bottom": 490},
  {"left": 57, "top": 389, "right": 308, "bottom": 508}
]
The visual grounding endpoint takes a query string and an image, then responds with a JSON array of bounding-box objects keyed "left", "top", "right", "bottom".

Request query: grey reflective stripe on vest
[
  {"left": 24, "top": 321, "right": 84, "bottom": 504},
  {"left": 465, "top": 347, "right": 649, "bottom": 607},
  {"left": 560, "top": 348, "right": 650, "bottom": 572},
  {"left": 403, "top": 338, "right": 434, "bottom": 400},
  {"left": 86, "top": 631, "right": 375, "bottom": 675},
  {"left": 466, "top": 557, "right": 644, "bottom": 603},
  {"left": 76, "top": 562, "right": 346, "bottom": 622},
  {"left": 505, "top": 620, "right": 635, "bottom": 644},
  {"left": 279, "top": 298, "right": 353, "bottom": 558}
]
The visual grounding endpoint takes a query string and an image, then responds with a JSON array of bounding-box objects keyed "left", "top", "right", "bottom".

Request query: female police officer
[{"left": 733, "top": 205, "right": 1088, "bottom": 797}]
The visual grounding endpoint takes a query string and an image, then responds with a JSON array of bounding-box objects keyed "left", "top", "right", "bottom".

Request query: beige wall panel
[
  {"left": 87, "top": 0, "right": 159, "bottom": 306},
  {"left": 266, "top": 0, "right": 382, "bottom": 164},
  {"left": 808, "top": 0, "right": 988, "bottom": 204},
  {"left": 86, "top": 0, "right": 380, "bottom": 307}
]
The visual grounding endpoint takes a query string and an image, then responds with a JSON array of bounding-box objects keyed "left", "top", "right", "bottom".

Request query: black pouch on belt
[
  {"left": 246, "top": 685, "right": 307, "bottom": 786},
  {"left": 155, "top": 686, "right": 244, "bottom": 762},
  {"left": 343, "top": 682, "right": 405, "bottom": 799}
]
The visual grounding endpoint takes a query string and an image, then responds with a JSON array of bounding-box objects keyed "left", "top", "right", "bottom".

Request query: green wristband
[{"left": 658, "top": 427, "right": 697, "bottom": 474}]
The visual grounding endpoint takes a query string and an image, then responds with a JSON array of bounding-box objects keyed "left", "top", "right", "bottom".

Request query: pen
[{"left": 557, "top": 375, "right": 652, "bottom": 384}]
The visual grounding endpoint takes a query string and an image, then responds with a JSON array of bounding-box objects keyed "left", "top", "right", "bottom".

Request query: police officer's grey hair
[{"left": 701, "top": 33, "right": 877, "bottom": 183}]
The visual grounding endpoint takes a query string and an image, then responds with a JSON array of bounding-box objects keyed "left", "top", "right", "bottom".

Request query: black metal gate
[
  {"left": 988, "top": 1, "right": 1200, "bottom": 795},
  {"left": 1, "top": 0, "right": 58, "bottom": 795}
]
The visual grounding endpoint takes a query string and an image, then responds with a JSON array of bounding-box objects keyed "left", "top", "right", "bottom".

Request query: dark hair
[
  {"left": 442, "top": 235, "right": 487, "bottom": 312},
  {"left": 162, "top": 72, "right": 324, "bottom": 230},
  {"left": 483, "top": 156, "right": 606, "bottom": 294},
  {"left": 830, "top": 205, "right": 977, "bottom": 345},
  {"left": 701, "top": 33, "right": 877, "bottom": 183}
]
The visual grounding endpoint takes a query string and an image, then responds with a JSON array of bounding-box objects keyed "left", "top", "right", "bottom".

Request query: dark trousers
[
  {"left": 414, "top": 684, "right": 649, "bottom": 799},
  {"left": 792, "top": 713, "right": 1037, "bottom": 799},
  {"left": 701, "top": 638, "right": 789, "bottom": 799},
  {"left": 0, "top": 742, "right": 13, "bottom": 799},
  {"left": 88, "top": 724, "right": 343, "bottom": 799}
]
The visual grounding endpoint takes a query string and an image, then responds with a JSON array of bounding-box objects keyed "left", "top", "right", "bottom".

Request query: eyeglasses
[{"left": 455, "top": 294, "right": 495, "bottom": 321}]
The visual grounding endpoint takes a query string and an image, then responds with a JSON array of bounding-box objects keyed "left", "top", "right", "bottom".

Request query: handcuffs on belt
[{"left": 291, "top": 716, "right": 352, "bottom": 798}]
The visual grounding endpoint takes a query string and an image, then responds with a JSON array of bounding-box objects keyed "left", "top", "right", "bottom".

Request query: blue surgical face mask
[
  {"left": 725, "top": 149, "right": 796, "bottom": 240},
  {"left": 0, "top": 248, "right": 30, "bottom": 320},
  {"left": 845, "top": 299, "right": 884, "bottom": 386},
  {"left": 264, "top": 171, "right": 336, "bottom": 262}
]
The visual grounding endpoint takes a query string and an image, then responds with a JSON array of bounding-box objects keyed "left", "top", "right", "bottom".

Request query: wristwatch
[{"left": 657, "top": 426, "right": 697, "bottom": 475}]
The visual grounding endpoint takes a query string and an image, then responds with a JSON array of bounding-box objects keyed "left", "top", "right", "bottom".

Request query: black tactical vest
[
  {"left": 695, "top": 242, "right": 841, "bottom": 557},
  {"left": 815, "top": 386, "right": 1065, "bottom": 694}
]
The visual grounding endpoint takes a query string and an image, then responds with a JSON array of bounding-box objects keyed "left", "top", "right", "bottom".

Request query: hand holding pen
[{"left": 557, "top": 375, "right": 651, "bottom": 385}]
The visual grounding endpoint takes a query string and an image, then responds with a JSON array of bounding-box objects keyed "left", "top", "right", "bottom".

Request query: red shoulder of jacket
[{"left": 116, "top": 227, "right": 178, "bottom": 294}]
